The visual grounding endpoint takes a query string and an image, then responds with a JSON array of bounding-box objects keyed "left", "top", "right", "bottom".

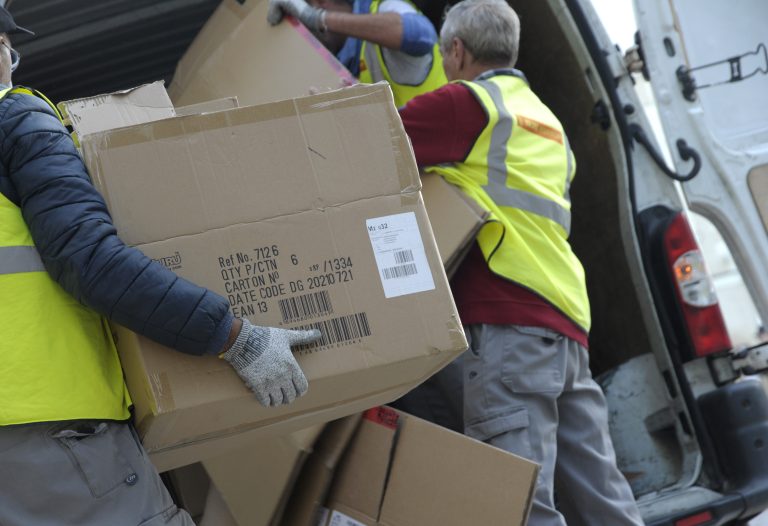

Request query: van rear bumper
[{"left": 648, "top": 379, "right": 768, "bottom": 525}]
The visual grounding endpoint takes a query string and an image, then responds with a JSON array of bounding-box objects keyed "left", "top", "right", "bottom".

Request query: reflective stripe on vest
[
  {"left": 475, "top": 78, "right": 573, "bottom": 233},
  {"left": 0, "top": 245, "right": 45, "bottom": 274},
  {"left": 426, "top": 72, "right": 591, "bottom": 331},
  {"left": 358, "top": 0, "right": 447, "bottom": 107},
  {"left": 0, "top": 87, "right": 131, "bottom": 425}
]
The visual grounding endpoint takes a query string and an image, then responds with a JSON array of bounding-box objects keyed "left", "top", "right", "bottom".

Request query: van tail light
[
  {"left": 663, "top": 212, "right": 732, "bottom": 358},
  {"left": 675, "top": 509, "right": 714, "bottom": 526}
]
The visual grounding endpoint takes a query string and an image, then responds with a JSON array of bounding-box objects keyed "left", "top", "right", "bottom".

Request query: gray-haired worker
[{"left": 396, "top": 1, "right": 644, "bottom": 524}]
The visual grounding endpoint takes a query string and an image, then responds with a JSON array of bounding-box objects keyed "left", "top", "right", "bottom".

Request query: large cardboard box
[
  {"left": 79, "top": 83, "right": 467, "bottom": 470},
  {"left": 323, "top": 407, "right": 539, "bottom": 526},
  {"left": 202, "top": 424, "right": 325, "bottom": 526},
  {"left": 169, "top": 0, "right": 355, "bottom": 107}
]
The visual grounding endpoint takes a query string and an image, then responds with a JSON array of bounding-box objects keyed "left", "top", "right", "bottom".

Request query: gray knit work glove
[
  {"left": 267, "top": 0, "right": 326, "bottom": 31},
  {"left": 221, "top": 318, "right": 321, "bottom": 407}
]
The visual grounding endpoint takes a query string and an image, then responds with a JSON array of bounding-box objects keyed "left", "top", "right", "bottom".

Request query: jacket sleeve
[{"left": 0, "top": 93, "right": 233, "bottom": 356}]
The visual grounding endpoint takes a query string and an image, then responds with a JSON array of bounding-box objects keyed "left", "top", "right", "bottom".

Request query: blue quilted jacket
[{"left": 0, "top": 90, "right": 233, "bottom": 355}]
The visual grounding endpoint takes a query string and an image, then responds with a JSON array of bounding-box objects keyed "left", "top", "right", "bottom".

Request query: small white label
[
  {"left": 366, "top": 212, "right": 435, "bottom": 298},
  {"left": 329, "top": 510, "right": 368, "bottom": 526}
]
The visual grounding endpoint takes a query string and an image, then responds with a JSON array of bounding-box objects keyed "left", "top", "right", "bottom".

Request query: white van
[{"left": 11, "top": 0, "right": 768, "bottom": 523}]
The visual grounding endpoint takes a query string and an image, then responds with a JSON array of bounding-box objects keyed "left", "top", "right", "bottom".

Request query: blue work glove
[
  {"left": 221, "top": 318, "right": 321, "bottom": 407},
  {"left": 267, "top": 0, "right": 326, "bottom": 32}
]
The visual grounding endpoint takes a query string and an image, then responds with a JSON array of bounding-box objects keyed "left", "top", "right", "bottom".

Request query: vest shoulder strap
[{"left": 0, "top": 86, "right": 63, "bottom": 122}]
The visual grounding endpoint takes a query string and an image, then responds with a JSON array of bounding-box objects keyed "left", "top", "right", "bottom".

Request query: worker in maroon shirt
[{"left": 396, "top": 1, "right": 642, "bottom": 524}]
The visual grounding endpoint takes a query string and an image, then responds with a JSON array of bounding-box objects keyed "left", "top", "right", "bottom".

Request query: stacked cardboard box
[
  {"left": 191, "top": 409, "right": 538, "bottom": 526},
  {"left": 319, "top": 407, "right": 538, "bottom": 526}
]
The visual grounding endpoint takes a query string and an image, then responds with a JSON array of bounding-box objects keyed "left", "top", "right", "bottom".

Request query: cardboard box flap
[
  {"left": 325, "top": 408, "right": 401, "bottom": 522},
  {"left": 169, "top": 0, "right": 355, "bottom": 107},
  {"left": 282, "top": 414, "right": 363, "bottom": 526},
  {"left": 203, "top": 424, "right": 325, "bottom": 526},
  {"left": 58, "top": 81, "right": 175, "bottom": 138},
  {"left": 81, "top": 83, "right": 420, "bottom": 246}
]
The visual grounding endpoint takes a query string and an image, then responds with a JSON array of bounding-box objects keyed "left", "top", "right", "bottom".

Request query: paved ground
[{"left": 752, "top": 511, "right": 768, "bottom": 525}]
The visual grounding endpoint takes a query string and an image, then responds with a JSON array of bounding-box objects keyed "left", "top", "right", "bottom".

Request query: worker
[
  {"left": 0, "top": 7, "right": 319, "bottom": 525},
  {"left": 396, "top": 1, "right": 644, "bottom": 524},
  {"left": 267, "top": 0, "right": 447, "bottom": 107}
]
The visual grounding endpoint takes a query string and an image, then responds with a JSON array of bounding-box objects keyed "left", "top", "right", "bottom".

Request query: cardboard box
[
  {"left": 77, "top": 83, "right": 467, "bottom": 470},
  {"left": 420, "top": 173, "right": 488, "bottom": 277},
  {"left": 58, "top": 81, "right": 175, "bottom": 138},
  {"left": 203, "top": 424, "right": 325, "bottom": 526},
  {"left": 324, "top": 407, "right": 539, "bottom": 526},
  {"left": 282, "top": 415, "right": 363, "bottom": 526},
  {"left": 169, "top": 0, "right": 355, "bottom": 108}
]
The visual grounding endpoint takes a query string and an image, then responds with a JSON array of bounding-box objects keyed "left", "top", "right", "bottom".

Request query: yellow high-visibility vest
[
  {"left": 358, "top": 0, "right": 447, "bottom": 107},
  {"left": 0, "top": 87, "right": 130, "bottom": 425},
  {"left": 426, "top": 71, "right": 591, "bottom": 331}
]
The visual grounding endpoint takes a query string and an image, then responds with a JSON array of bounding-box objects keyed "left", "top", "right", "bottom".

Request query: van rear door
[{"left": 633, "top": 0, "right": 768, "bottom": 322}]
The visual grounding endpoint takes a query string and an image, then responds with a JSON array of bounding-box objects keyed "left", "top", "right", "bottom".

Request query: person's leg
[
  {"left": 463, "top": 323, "right": 568, "bottom": 526},
  {"left": 554, "top": 341, "right": 644, "bottom": 526},
  {"left": 0, "top": 420, "right": 194, "bottom": 526}
]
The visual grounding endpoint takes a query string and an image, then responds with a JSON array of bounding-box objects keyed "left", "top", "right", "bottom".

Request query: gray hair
[{"left": 440, "top": 0, "right": 521, "bottom": 67}]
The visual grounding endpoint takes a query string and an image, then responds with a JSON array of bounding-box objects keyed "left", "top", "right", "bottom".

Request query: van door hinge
[
  {"left": 624, "top": 31, "right": 651, "bottom": 82},
  {"left": 676, "top": 42, "right": 767, "bottom": 102}
]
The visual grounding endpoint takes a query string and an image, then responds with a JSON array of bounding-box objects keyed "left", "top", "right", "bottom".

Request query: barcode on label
[
  {"left": 394, "top": 249, "right": 414, "bottom": 264},
  {"left": 279, "top": 290, "right": 333, "bottom": 323},
  {"left": 295, "top": 312, "right": 372, "bottom": 352},
  {"left": 382, "top": 263, "right": 418, "bottom": 280}
]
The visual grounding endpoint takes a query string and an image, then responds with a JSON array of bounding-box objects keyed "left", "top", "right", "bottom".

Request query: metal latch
[
  {"left": 731, "top": 343, "right": 768, "bottom": 375},
  {"left": 710, "top": 343, "right": 768, "bottom": 386},
  {"left": 676, "top": 42, "right": 767, "bottom": 101}
]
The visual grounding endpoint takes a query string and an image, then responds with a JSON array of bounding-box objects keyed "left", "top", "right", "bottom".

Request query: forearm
[
  {"left": 324, "top": 11, "right": 403, "bottom": 51},
  {"left": 37, "top": 217, "right": 234, "bottom": 355}
]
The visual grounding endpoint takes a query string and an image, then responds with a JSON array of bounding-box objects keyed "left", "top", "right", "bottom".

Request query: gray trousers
[
  {"left": 0, "top": 420, "right": 194, "bottom": 526},
  {"left": 397, "top": 324, "right": 643, "bottom": 526}
]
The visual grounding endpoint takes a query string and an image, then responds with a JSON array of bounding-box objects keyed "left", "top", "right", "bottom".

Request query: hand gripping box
[{"left": 79, "top": 83, "right": 467, "bottom": 471}]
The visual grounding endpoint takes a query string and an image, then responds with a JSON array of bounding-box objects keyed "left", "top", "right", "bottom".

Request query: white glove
[
  {"left": 267, "top": 0, "right": 326, "bottom": 31},
  {"left": 221, "top": 318, "right": 320, "bottom": 407}
]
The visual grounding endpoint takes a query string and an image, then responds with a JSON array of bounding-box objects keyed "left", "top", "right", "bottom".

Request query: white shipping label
[
  {"left": 329, "top": 510, "right": 368, "bottom": 526},
  {"left": 366, "top": 212, "right": 435, "bottom": 298}
]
